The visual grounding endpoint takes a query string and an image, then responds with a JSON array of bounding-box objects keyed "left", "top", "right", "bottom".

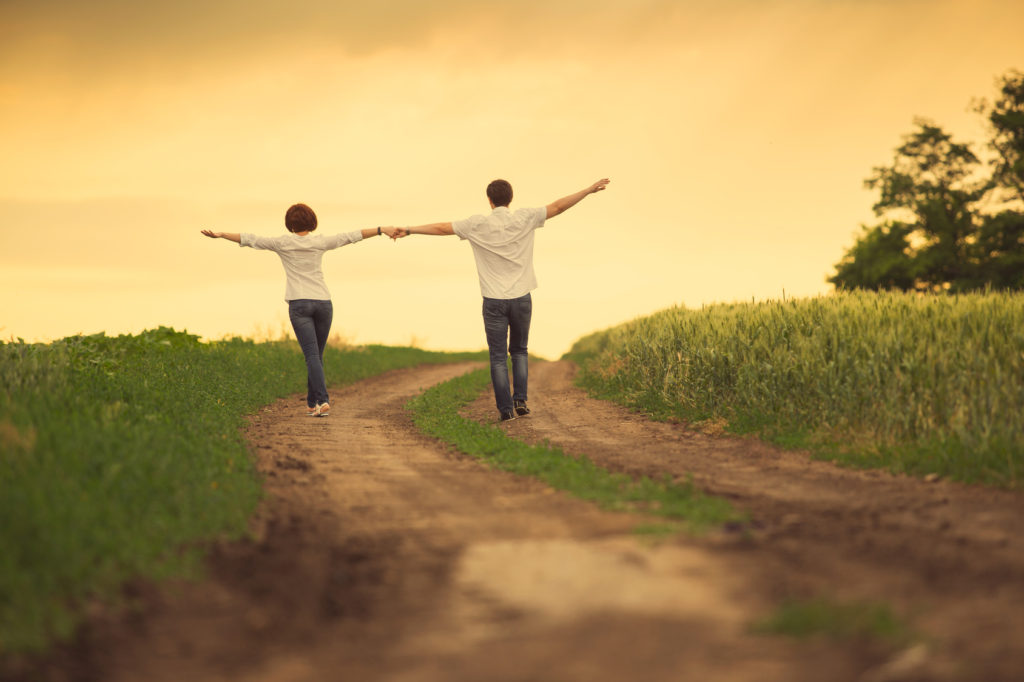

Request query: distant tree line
[{"left": 829, "top": 69, "right": 1024, "bottom": 292}]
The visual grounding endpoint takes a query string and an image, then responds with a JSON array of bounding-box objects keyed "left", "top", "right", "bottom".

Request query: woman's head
[{"left": 285, "top": 203, "right": 318, "bottom": 233}]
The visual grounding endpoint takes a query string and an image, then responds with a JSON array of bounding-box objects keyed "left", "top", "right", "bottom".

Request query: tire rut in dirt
[{"left": 466, "top": 360, "right": 1024, "bottom": 681}]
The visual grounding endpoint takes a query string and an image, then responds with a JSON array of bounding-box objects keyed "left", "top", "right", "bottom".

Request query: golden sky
[{"left": 2, "top": 0, "right": 1022, "bottom": 357}]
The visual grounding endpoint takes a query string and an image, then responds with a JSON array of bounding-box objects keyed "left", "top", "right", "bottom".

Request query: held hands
[{"left": 381, "top": 226, "right": 409, "bottom": 240}]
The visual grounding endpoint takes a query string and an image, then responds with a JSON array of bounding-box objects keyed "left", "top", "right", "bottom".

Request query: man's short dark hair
[
  {"left": 486, "top": 179, "right": 513, "bottom": 207},
  {"left": 285, "top": 203, "right": 318, "bottom": 233}
]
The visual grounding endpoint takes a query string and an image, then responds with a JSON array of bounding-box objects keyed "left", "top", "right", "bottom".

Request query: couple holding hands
[{"left": 202, "top": 177, "right": 610, "bottom": 421}]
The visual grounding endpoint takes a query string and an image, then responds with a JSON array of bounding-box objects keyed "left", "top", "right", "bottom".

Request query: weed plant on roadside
[
  {"left": 567, "top": 291, "right": 1024, "bottom": 487},
  {"left": 0, "top": 327, "right": 481, "bottom": 657},
  {"left": 752, "top": 597, "right": 916, "bottom": 647}
]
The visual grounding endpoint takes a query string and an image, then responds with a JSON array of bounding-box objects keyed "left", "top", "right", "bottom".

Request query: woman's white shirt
[{"left": 240, "top": 231, "right": 363, "bottom": 301}]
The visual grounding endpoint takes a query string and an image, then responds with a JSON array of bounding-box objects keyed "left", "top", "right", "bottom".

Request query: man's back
[{"left": 453, "top": 205, "right": 546, "bottom": 299}]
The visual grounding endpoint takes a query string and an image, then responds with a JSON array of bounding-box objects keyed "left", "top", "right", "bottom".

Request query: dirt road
[{"left": 25, "top": 361, "right": 1024, "bottom": 681}]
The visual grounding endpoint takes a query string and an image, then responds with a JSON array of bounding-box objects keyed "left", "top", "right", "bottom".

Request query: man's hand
[
  {"left": 385, "top": 223, "right": 453, "bottom": 237},
  {"left": 546, "top": 178, "right": 611, "bottom": 219},
  {"left": 200, "top": 229, "right": 220, "bottom": 238}
]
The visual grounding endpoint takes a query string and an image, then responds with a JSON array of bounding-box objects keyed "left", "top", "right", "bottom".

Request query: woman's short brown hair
[{"left": 285, "top": 203, "right": 318, "bottom": 233}]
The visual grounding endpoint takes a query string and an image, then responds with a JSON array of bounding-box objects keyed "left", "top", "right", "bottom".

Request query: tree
[
  {"left": 973, "top": 210, "right": 1024, "bottom": 289},
  {"left": 829, "top": 120, "right": 985, "bottom": 292},
  {"left": 829, "top": 69, "right": 1024, "bottom": 292},
  {"left": 977, "top": 69, "right": 1024, "bottom": 206},
  {"left": 972, "top": 70, "right": 1024, "bottom": 290},
  {"left": 829, "top": 221, "right": 914, "bottom": 290}
]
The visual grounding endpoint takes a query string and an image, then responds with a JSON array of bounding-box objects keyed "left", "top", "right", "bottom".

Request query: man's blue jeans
[
  {"left": 482, "top": 293, "right": 532, "bottom": 415},
  {"left": 288, "top": 299, "right": 333, "bottom": 408}
]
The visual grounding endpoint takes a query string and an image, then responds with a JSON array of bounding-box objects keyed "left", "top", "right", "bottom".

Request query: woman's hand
[{"left": 201, "top": 230, "right": 241, "bottom": 243}]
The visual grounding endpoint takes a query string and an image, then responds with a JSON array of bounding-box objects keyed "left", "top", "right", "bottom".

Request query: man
[{"left": 392, "top": 177, "right": 610, "bottom": 421}]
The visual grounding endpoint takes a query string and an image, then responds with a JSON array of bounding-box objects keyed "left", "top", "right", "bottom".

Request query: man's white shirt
[{"left": 452, "top": 206, "right": 546, "bottom": 299}]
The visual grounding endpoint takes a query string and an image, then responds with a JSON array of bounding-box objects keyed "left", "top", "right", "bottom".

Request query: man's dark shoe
[
  {"left": 500, "top": 410, "right": 517, "bottom": 422},
  {"left": 514, "top": 400, "right": 530, "bottom": 416}
]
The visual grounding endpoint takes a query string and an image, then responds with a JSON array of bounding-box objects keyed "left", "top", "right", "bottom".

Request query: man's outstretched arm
[
  {"left": 392, "top": 222, "right": 455, "bottom": 237},
  {"left": 546, "top": 178, "right": 610, "bottom": 219}
]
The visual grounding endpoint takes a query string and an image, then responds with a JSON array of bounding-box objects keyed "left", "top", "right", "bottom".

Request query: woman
[{"left": 201, "top": 203, "right": 401, "bottom": 417}]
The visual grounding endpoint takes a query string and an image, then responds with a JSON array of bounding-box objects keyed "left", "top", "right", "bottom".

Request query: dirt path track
[
  {"left": 467, "top": 361, "right": 1024, "bottom": 680},
  {"left": 25, "top": 361, "right": 1024, "bottom": 681}
]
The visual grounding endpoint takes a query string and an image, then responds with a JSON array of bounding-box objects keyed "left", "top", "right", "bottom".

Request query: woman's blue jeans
[
  {"left": 288, "top": 299, "right": 333, "bottom": 408},
  {"left": 482, "top": 293, "right": 531, "bottom": 414}
]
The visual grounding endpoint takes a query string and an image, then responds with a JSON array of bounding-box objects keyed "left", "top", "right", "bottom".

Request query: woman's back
[{"left": 240, "top": 230, "right": 364, "bottom": 302}]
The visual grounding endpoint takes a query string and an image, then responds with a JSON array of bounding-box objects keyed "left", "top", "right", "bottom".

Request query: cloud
[{"left": 1, "top": 0, "right": 737, "bottom": 85}]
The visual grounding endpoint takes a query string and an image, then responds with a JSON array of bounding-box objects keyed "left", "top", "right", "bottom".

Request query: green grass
[
  {"left": 567, "top": 290, "right": 1024, "bottom": 488},
  {"left": 752, "top": 597, "right": 916, "bottom": 646},
  {"left": 406, "top": 367, "right": 743, "bottom": 529},
  {"left": 0, "top": 327, "right": 482, "bottom": 656},
  {"left": 630, "top": 522, "right": 689, "bottom": 540}
]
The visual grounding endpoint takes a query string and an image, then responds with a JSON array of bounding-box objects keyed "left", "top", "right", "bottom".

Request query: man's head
[
  {"left": 486, "top": 179, "right": 513, "bottom": 208},
  {"left": 285, "top": 203, "right": 318, "bottom": 233}
]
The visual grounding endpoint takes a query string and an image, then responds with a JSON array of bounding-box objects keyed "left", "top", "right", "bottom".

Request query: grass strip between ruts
[{"left": 406, "top": 367, "right": 744, "bottom": 531}]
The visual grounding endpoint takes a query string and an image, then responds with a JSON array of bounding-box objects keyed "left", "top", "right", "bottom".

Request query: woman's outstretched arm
[{"left": 200, "top": 230, "right": 241, "bottom": 243}]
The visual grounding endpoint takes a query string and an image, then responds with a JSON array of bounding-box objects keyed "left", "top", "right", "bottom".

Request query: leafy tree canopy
[{"left": 830, "top": 69, "right": 1024, "bottom": 292}]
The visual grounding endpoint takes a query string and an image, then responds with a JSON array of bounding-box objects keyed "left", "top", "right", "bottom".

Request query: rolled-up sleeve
[
  {"left": 452, "top": 215, "right": 482, "bottom": 241},
  {"left": 240, "top": 233, "right": 281, "bottom": 250},
  {"left": 327, "top": 231, "right": 364, "bottom": 249},
  {"left": 524, "top": 206, "right": 546, "bottom": 230}
]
